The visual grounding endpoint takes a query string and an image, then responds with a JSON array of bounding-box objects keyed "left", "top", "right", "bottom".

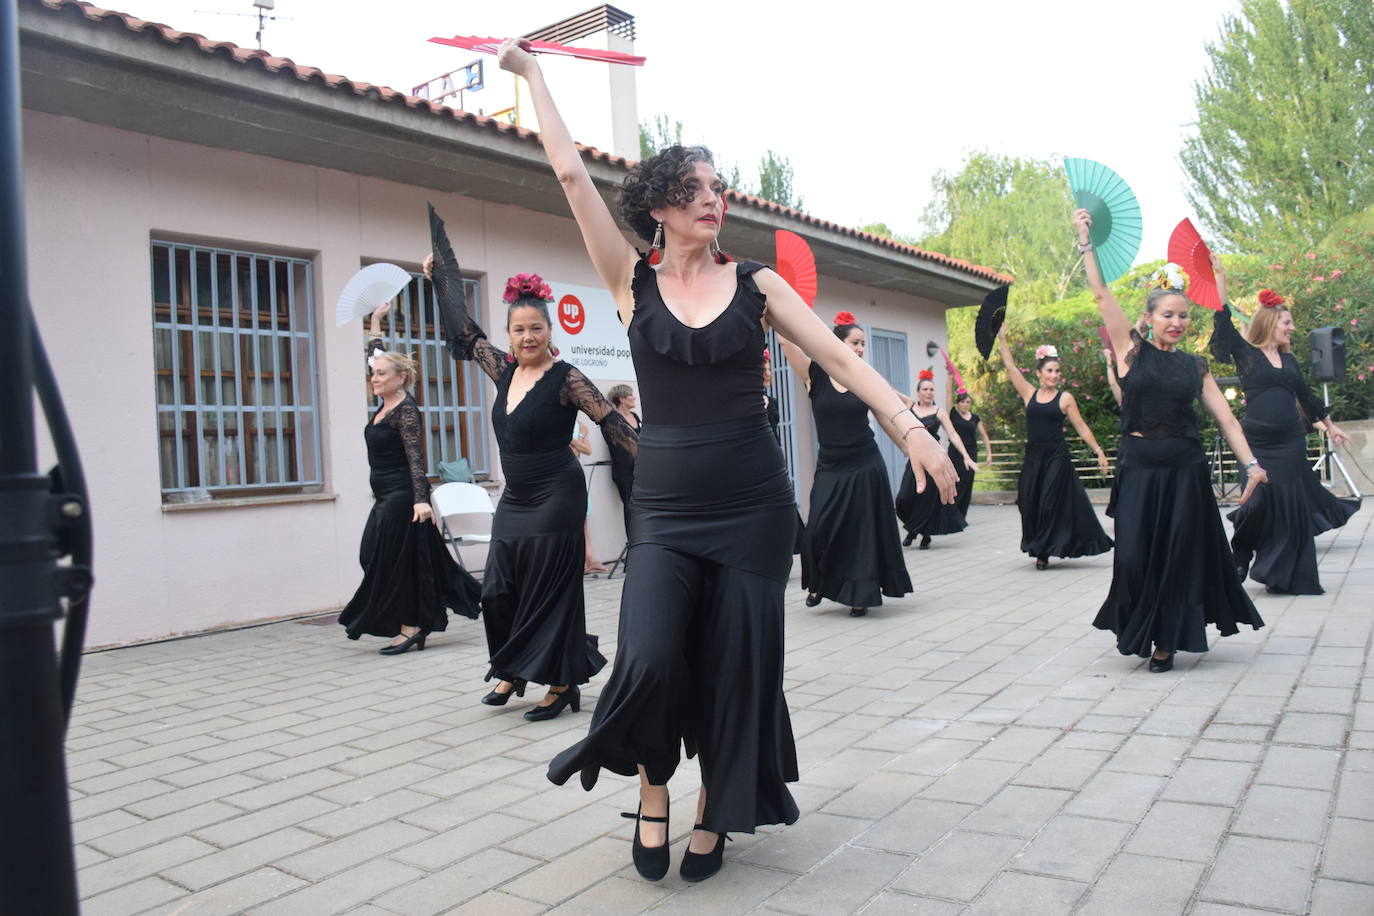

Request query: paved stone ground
[{"left": 66, "top": 505, "right": 1374, "bottom": 915}]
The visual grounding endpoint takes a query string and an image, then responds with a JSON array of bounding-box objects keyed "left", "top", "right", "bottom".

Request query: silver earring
[
  {"left": 651, "top": 222, "right": 664, "bottom": 253},
  {"left": 708, "top": 238, "right": 722, "bottom": 258}
]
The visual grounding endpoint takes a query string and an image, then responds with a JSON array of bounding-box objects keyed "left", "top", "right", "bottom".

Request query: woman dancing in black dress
[
  {"left": 1208, "top": 267, "right": 1357, "bottom": 595},
  {"left": 493, "top": 39, "right": 957, "bottom": 883},
  {"left": 950, "top": 391, "right": 993, "bottom": 518},
  {"left": 605, "top": 384, "right": 642, "bottom": 539},
  {"left": 995, "top": 329, "right": 1113, "bottom": 569},
  {"left": 782, "top": 313, "right": 912, "bottom": 617},
  {"left": 1076, "top": 210, "right": 1267, "bottom": 671},
  {"left": 427, "top": 264, "right": 637, "bottom": 720},
  {"left": 763, "top": 350, "right": 805, "bottom": 556},
  {"left": 339, "top": 304, "right": 481, "bottom": 652},
  {"left": 895, "top": 370, "right": 975, "bottom": 549}
]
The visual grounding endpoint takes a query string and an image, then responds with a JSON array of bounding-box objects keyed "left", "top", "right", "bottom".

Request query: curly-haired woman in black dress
[
  {"left": 1208, "top": 264, "right": 1357, "bottom": 595},
  {"left": 339, "top": 303, "right": 481, "bottom": 652},
  {"left": 995, "top": 329, "right": 1113, "bottom": 569},
  {"left": 783, "top": 313, "right": 912, "bottom": 617},
  {"left": 424, "top": 262, "right": 638, "bottom": 720},
  {"left": 493, "top": 39, "right": 957, "bottom": 883},
  {"left": 1077, "top": 210, "right": 1266, "bottom": 671}
]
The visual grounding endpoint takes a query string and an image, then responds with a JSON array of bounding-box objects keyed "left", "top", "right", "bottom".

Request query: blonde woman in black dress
[{"left": 493, "top": 39, "right": 957, "bottom": 883}]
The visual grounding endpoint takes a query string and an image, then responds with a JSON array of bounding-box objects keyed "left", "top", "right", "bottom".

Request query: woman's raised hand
[
  {"left": 422, "top": 253, "right": 434, "bottom": 280},
  {"left": 370, "top": 302, "right": 391, "bottom": 323},
  {"left": 497, "top": 38, "right": 537, "bottom": 77},
  {"left": 1073, "top": 208, "right": 1093, "bottom": 241}
]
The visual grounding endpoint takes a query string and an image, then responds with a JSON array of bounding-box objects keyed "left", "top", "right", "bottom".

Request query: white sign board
[{"left": 547, "top": 280, "right": 635, "bottom": 380}]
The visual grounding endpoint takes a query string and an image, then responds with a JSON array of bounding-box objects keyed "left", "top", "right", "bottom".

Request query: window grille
[
  {"left": 151, "top": 242, "right": 322, "bottom": 499},
  {"left": 368, "top": 272, "right": 489, "bottom": 476}
]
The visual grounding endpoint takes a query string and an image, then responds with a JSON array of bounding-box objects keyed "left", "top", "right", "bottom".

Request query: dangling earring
[
  {"left": 648, "top": 221, "right": 664, "bottom": 266},
  {"left": 709, "top": 238, "right": 725, "bottom": 263},
  {"left": 505, "top": 352, "right": 516, "bottom": 364},
  {"left": 549, "top": 342, "right": 560, "bottom": 358}
]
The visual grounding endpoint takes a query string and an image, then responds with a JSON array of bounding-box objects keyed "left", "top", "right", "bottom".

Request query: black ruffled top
[
  {"left": 1119, "top": 332, "right": 1208, "bottom": 440},
  {"left": 1209, "top": 307, "right": 1328, "bottom": 434},
  {"left": 628, "top": 258, "right": 769, "bottom": 426}
]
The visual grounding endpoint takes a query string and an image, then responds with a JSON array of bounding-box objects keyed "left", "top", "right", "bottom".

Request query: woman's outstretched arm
[
  {"left": 1200, "top": 373, "right": 1268, "bottom": 504},
  {"left": 936, "top": 408, "right": 977, "bottom": 471},
  {"left": 497, "top": 41, "right": 638, "bottom": 315},
  {"left": 1075, "top": 209, "right": 1133, "bottom": 371},
  {"left": 996, "top": 328, "right": 1035, "bottom": 403},
  {"left": 1061, "top": 392, "right": 1109, "bottom": 476}
]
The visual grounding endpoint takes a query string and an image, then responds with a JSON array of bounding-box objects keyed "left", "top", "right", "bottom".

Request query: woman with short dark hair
[
  {"left": 494, "top": 39, "right": 957, "bottom": 883},
  {"left": 894, "top": 370, "right": 975, "bottom": 549},
  {"left": 949, "top": 391, "right": 993, "bottom": 517}
]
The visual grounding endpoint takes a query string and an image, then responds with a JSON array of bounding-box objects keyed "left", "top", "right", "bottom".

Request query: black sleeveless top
[
  {"left": 628, "top": 259, "right": 768, "bottom": 426},
  {"left": 809, "top": 363, "right": 875, "bottom": 451},
  {"left": 1025, "top": 391, "right": 1066, "bottom": 444},
  {"left": 1120, "top": 333, "right": 1207, "bottom": 440},
  {"left": 951, "top": 411, "right": 980, "bottom": 461},
  {"left": 1209, "top": 307, "right": 1327, "bottom": 435}
]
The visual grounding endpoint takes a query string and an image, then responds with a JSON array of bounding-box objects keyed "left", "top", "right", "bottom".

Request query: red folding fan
[
  {"left": 939, "top": 347, "right": 967, "bottom": 394},
  {"left": 1097, "top": 326, "right": 1115, "bottom": 359},
  {"left": 429, "top": 36, "right": 646, "bottom": 66},
  {"left": 775, "top": 230, "right": 818, "bottom": 307},
  {"left": 1168, "top": 218, "right": 1222, "bottom": 311}
]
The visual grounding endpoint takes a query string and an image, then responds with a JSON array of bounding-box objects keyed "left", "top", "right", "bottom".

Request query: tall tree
[
  {"left": 920, "top": 151, "right": 1081, "bottom": 305},
  {"left": 638, "top": 114, "right": 683, "bottom": 160},
  {"left": 757, "top": 150, "right": 803, "bottom": 210},
  {"left": 1182, "top": 0, "right": 1373, "bottom": 252}
]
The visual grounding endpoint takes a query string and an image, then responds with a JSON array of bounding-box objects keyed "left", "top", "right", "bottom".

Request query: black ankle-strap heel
[
  {"left": 621, "top": 803, "right": 670, "bottom": 881},
  {"left": 680, "top": 823, "right": 730, "bottom": 882}
]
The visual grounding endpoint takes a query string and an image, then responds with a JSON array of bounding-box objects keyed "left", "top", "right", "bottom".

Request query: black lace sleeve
[
  {"left": 391, "top": 398, "right": 432, "bottom": 504},
  {"left": 1209, "top": 306, "right": 1248, "bottom": 365},
  {"left": 1290, "top": 357, "right": 1330, "bottom": 423},
  {"left": 439, "top": 307, "right": 507, "bottom": 384},
  {"left": 560, "top": 365, "right": 638, "bottom": 459}
]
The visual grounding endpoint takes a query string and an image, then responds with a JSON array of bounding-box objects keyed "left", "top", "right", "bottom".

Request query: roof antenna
[{"left": 192, "top": 0, "right": 291, "bottom": 51}]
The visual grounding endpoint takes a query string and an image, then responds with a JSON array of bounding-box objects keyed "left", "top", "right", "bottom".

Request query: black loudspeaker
[{"left": 1310, "top": 326, "right": 1345, "bottom": 382}]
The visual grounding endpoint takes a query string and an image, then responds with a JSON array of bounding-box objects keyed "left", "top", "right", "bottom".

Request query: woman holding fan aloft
[
  {"left": 1076, "top": 209, "right": 1265, "bottom": 671},
  {"left": 895, "top": 369, "right": 975, "bottom": 549},
  {"left": 1207, "top": 263, "right": 1357, "bottom": 595},
  {"left": 782, "top": 312, "right": 912, "bottom": 617},
  {"left": 492, "top": 39, "right": 957, "bottom": 884},
  {"left": 995, "top": 328, "right": 1113, "bottom": 569}
]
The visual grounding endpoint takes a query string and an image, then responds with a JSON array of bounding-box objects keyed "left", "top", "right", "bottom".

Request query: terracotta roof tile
[{"left": 30, "top": 0, "right": 1011, "bottom": 286}]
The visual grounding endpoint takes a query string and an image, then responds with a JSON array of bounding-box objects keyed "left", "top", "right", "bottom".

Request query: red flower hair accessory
[
  {"left": 761, "top": 347, "right": 771, "bottom": 362},
  {"left": 917, "top": 368, "right": 935, "bottom": 382},
  {"left": 833, "top": 310, "right": 857, "bottom": 327},
  {"left": 1258, "top": 289, "right": 1285, "bottom": 308},
  {"left": 503, "top": 272, "right": 554, "bottom": 305}
]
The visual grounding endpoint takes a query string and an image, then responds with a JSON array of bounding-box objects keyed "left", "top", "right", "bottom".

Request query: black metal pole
[{"left": 0, "top": 0, "right": 82, "bottom": 912}]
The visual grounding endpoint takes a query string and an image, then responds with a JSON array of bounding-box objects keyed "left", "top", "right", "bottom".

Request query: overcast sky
[{"left": 117, "top": 0, "right": 1242, "bottom": 265}]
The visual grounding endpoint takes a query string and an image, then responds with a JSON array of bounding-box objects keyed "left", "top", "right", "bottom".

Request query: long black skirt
[
  {"left": 950, "top": 444, "right": 976, "bottom": 517},
  {"left": 1016, "top": 441, "right": 1113, "bottom": 559},
  {"left": 548, "top": 414, "right": 799, "bottom": 834},
  {"left": 1227, "top": 421, "right": 1359, "bottom": 595},
  {"left": 895, "top": 464, "right": 967, "bottom": 539},
  {"left": 802, "top": 443, "right": 912, "bottom": 607},
  {"left": 339, "top": 467, "right": 480, "bottom": 639},
  {"left": 483, "top": 449, "right": 605, "bottom": 687},
  {"left": 1094, "top": 435, "right": 1263, "bottom": 656}
]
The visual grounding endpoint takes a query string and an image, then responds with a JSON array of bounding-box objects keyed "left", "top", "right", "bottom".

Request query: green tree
[
  {"left": 638, "top": 114, "right": 683, "bottom": 160},
  {"left": 756, "top": 150, "right": 803, "bottom": 210},
  {"left": 1182, "top": 0, "right": 1374, "bottom": 252}
]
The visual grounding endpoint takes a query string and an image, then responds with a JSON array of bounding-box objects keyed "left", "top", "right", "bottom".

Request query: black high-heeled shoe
[
  {"left": 804, "top": 593, "right": 822, "bottom": 608},
  {"left": 481, "top": 679, "right": 527, "bottom": 706},
  {"left": 902, "top": 533, "right": 916, "bottom": 547},
  {"left": 621, "top": 802, "right": 670, "bottom": 881},
  {"left": 523, "top": 685, "right": 580, "bottom": 721},
  {"left": 1035, "top": 556, "right": 1049, "bottom": 570},
  {"left": 918, "top": 534, "right": 932, "bottom": 550},
  {"left": 849, "top": 607, "right": 867, "bottom": 617},
  {"left": 378, "top": 629, "right": 429, "bottom": 655},
  {"left": 1235, "top": 552, "right": 1252, "bottom": 582},
  {"left": 1148, "top": 653, "right": 1174, "bottom": 673},
  {"left": 680, "top": 824, "right": 729, "bottom": 882}
]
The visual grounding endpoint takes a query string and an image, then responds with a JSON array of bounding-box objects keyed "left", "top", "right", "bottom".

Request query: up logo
[{"left": 557, "top": 294, "right": 586, "bottom": 334}]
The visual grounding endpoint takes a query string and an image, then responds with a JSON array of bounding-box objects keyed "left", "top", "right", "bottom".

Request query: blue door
[{"left": 867, "top": 327, "right": 910, "bottom": 493}]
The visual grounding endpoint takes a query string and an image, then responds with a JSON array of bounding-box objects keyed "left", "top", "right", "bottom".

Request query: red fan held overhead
[
  {"left": 938, "top": 347, "right": 967, "bottom": 393},
  {"left": 775, "top": 230, "right": 817, "bottom": 308},
  {"left": 429, "top": 35, "right": 646, "bottom": 66},
  {"left": 1167, "top": 218, "right": 1222, "bottom": 311}
]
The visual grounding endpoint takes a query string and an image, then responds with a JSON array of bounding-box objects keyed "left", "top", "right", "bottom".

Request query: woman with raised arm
[
  {"left": 427, "top": 261, "right": 637, "bottom": 720},
  {"left": 895, "top": 370, "right": 975, "bottom": 548},
  {"left": 493, "top": 40, "right": 957, "bottom": 884},
  {"left": 1075, "top": 210, "right": 1266, "bottom": 671},
  {"left": 995, "top": 328, "right": 1113, "bottom": 569},
  {"left": 781, "top": 313, "right": 912, "bottom": 617},
  {"left": 1208, "top": 266, "right": 1357, "bottom": 595},
  {"left": 339, "top": 303, "right": 481, "bottom": 653},
  {"left": 950, "top": 391, "right": 994, "bottom": 518}
]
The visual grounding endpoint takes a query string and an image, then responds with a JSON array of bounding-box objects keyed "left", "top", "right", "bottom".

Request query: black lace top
[
  {"left": 441, "top": 305, "right": 637, "bottom": 459},
  {"left": 1026, "top": 391, "right": 1066, "bottom": 444},
  {"left": 1119, "top": 333, "right": 1208, "bottom": 439},
  {"left": 365, "top": 338, "right": 431, "bottom": 502},
  {"left": 628, "top": 258, "right": 768, "bottom": 426},
  {"left": 1209, "top": 307, "right": 1328, "bottom": 430},
  {"left": 809, "top": 363, "right": 875, "bottom": 450}
]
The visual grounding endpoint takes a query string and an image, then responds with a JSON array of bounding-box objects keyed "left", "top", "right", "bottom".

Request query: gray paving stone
[
  {"left": 1233, "top": 785, "right": 1332, "bottom": 842},
  {"left": 648, "top": 862, "right": 793, "bottom": 915},
  {"left": 1010, "top": 814, "right": 1131, "bottom": 882},
  {"left": 854, "top": 890, "right": 964, "bottom": 915},
  {"left": 497, "top": 836, "right": 633, "bottom": 905},
  {"left": 1273, "top": 712, "right": 1351, "bottom": 746},
  {"left": 918, "top": 759, "right": 1021, "bottom": 806},
  {"left": 144, "top": 867, "right": 306, "bottom": 915},
  {"left": 970, "top": 726, "right": 1060, "bottom": 763},
  {"left": 80, "top": 876, "right": 184, "bottom": 915},
  {"left": 373, "top": 848, "right": 541, "bottom": 915},
  {"left": 958, "top": 785, "right": 1071, "bottom": 838},
  {"left": 1201, "top": 835, "right": 1318, "bottom": 913},
  {"left": 1014, "top": 747, "right": 1110, "bottom": 791},
  {"left": 1077, "top": 853, "right": 1206, "bottom": 915},
  {"left": 891, "top": 831, "right": 1025, "bottom": 901},
  {"left": 1320, "top": 817, "right": 1374, "bottom": 884},
  {"left": 964, "top": 872, "right": 1087, "bottom": 914},
  {"left": 251, "top": 857, "right": 426, "bottom": 915},
  {"left": 1063, "top": 770, "right": 1166, "bottom": 823},
  {"left": 1311, "top": 878, "right": 1374, "bottom": 915},
  {"left": 821, "top": 771, "right": 930, "bottom": 820},
  {"left": 1159, "top": 758, "right": 1255, "bottom": 806},
  {"left": 162, "top": 826, "right": 325, "bottom": 890},
  {"left": 764, "top": 846, "right": 917, "bottom": 915},
  {"left": 1124, "top": 801, "right": 1234, "bottom": 862},
  {"left": 277, "top": 821, "right": 432, "bottom": 882},
  {"left": 440, "top": 890, "right": 548, "bottom": 916},
  {"left": 742, "top": 811, "right": 872, "bottom": 871}
]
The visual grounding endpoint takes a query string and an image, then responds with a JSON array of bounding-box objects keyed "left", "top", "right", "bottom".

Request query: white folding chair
[{"left": 431, "top": 481, "right": 494, "bottom": 570}]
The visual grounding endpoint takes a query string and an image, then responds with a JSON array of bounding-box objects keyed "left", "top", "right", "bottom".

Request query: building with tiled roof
[{"left": 18, "top": 0, "right": 1008, "bottom": 645}]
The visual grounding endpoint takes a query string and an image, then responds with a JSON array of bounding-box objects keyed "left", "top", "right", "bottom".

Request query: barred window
[
  {"left": 369, "top": 271, "right": 489, "bottom": 477},
  {"left": 151, "top": 242, "right": 322, "bottom": 500}
]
